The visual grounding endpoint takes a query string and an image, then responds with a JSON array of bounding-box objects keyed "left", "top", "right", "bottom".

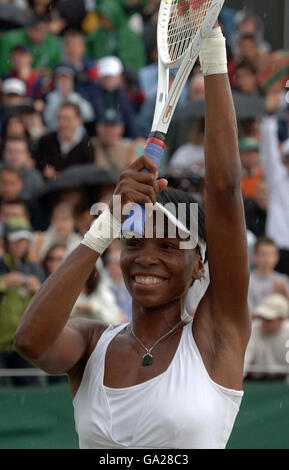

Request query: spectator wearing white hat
[
  {"left": 98, "top": 56, "right": 124, "bottom": 84},
  {"left": 0, "top": 78, "right": 31, "bottom": 125},
  {"left": 1, "top": 78, "right": 27, "bottom": 102},
  {"left": 90, "top": 56, "right": 139, "bottom": 139},
  {"left": 244, "top": 294, "right": 289, "bottom": 380}
]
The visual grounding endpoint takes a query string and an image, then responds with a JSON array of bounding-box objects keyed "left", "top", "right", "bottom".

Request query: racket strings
[{"left": 167, "top": 0, "right": 212, "bottom": 62}]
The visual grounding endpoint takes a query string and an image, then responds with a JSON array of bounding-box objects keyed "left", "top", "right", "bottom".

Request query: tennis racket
[{"left": 123, "top": 0, "right": 225, "bottom": 235}]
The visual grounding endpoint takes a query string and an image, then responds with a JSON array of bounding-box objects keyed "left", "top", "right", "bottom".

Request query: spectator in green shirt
[
  {"left": 86, "top": 0, "right": 145, "bottom": 70},
  {"left": 0, "top": 15, "right": 63, "bottom": 76},
  {"left": 0, "top": 216, "right": 45, "bottom": 385}
]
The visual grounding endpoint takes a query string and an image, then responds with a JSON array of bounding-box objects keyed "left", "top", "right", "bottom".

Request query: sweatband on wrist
[
  {"left": 199, "top": 26, "right": 227, "bottom": 76},
  {"left": 81, "top": 208, "right": 121, "bottom": 255}
]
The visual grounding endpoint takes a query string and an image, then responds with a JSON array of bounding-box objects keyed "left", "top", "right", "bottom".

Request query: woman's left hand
[{"left": 109, "top": 154, "right": 168, "bottom": 222}]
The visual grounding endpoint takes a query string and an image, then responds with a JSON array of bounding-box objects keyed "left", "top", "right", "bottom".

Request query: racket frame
[{"left": 151, "top": 0, "right": 225, "bottom": 136}]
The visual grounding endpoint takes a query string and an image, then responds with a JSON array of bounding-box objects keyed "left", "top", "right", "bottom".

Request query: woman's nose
[{"left": 134, "top": 250, "right": 160, "bottom": 267}]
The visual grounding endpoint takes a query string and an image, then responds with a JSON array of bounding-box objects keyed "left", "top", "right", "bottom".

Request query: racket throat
[{"left": 149, "top": 131, "right": 167, "bottom": 144}]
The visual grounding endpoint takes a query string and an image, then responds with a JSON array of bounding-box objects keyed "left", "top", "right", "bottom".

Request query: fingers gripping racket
[{"left": 123, "top": 0, "right": 225, "bottom": 235}]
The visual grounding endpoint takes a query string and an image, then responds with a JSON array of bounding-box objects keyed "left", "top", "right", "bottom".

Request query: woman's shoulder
[
  {"left": 68, "top": 316, "right": 109, "bottom": 346},
  {"left": 67, "top": 317, "right": 110, "bottom": 380},
  {"left": 87, "top": 320, "right": 111, "bottom": 356}
]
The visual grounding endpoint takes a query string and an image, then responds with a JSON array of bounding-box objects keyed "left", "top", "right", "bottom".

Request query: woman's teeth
[{"left": 135, "top": 276, "right": 164, "bottom": 285}]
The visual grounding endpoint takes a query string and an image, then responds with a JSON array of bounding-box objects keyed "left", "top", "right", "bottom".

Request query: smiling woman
[
  {"left": 13, "top": 24, "right": 250, "bottom": 450},
  {"left": 120, "top": 191, "right": 205, "bottom": 314}
]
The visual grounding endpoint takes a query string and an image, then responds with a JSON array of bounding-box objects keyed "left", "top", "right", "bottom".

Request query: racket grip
[
  {"left": 122, "top": 136, "right": 165, "bottom": 236},
  {"left": 144, "top": 136, "right": 165, "bottom": 170}
]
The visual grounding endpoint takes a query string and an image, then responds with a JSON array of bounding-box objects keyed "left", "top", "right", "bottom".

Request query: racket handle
[
  {"left": 144, "top": 136, "right": 165, "bottom": 170},
  {"left": 122, "top": 135, "right": 165, "bottom": 236}
]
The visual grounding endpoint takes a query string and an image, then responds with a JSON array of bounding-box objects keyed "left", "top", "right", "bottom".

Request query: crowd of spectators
[{"left": 0, "top": 0, "right": 288, "bottom": 385}]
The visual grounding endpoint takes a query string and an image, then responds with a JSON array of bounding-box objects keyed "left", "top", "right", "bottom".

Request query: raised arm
[
  {"left": 193, "top": 28, "right": 251, "bottom": 382},
  {"left": 203, "top": 73, "right": 250, "bottom": 335}
]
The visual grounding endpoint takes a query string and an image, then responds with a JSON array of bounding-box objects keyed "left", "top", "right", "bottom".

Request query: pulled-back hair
[{"left": 156, "top": 187, "right": 206, "bottom": 245}]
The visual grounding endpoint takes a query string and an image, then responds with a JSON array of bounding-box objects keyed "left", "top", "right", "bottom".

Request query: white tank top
[{"left": 73, "top": 322, "right": 243, "bottom": 449}]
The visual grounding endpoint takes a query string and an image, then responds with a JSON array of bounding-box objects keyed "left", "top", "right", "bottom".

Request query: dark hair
[
  {"left": 42, "top": 243, "right": 67, "bottom": 273},
  {"left": 254, "top": 236, "right": 278, "bottom": 253},
  {"left": 3, "top": 135, "right": 30, "bottom": 151},
  {"left": 58, "top": 102, "right": 82, "bottom": 118},
  {"left": 0, "top": 198, "right": 29, "bottom": 213},
  {"left": 236, "top": 59, "right": 257, "bottom": 76},
  {"left": 64, "top": 29, "right": 85, "bottom": 40},
  {"left": 27, "top": 13, "right": 52, "bottom": 25},
  {"left": 1, "top": 114, "right": 30, "bottom": 141},
  {"left": 156, "top": 187, "right": 206, "bottom": 245},
  {"left": 240, "top": 33, "right": 258, "bottom": 44}
]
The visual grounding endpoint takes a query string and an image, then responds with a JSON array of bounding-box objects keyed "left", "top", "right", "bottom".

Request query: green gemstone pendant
[{"left": 142, "top": 353, "right": 153, "bottom": 366}]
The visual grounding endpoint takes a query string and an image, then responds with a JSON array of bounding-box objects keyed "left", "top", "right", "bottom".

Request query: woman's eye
[
  {"left": 125, "top": 239, "right": 141, "bottom": 248},
  {"left": 162, "top": 242, "right": 178, "bottom": 250}
]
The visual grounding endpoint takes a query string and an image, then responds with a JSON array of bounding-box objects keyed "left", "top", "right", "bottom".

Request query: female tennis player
[{"left": 14, "top": 24, "right": 251, "bottom": 449}]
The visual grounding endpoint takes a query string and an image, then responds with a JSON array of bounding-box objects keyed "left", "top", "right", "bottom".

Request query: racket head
[{"left": 158, "top": 0, "right": 225, "bottom": 69}]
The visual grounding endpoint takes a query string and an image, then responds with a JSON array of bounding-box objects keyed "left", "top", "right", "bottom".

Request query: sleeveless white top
[{"left": 73, "top": 322, "right": 243, "bottom": 449}]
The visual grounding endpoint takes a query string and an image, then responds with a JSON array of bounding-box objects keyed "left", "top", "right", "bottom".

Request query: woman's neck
[{"left": 131, "top": 298, "right": 185, "bottom": 341}]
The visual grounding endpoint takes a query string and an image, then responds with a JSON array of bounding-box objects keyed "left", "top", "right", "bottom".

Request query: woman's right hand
[{"left": 109, "top": 155, "right": 168, "bottom": 222}]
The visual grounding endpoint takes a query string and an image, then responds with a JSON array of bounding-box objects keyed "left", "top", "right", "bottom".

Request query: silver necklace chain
[{"left": 129, "top": 320, "right": 184, "bottom": 356}]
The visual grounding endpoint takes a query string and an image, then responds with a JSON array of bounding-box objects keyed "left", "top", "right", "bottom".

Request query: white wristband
[
  {"left": 199, "top": 26, "right": 227, "bottom": 76},
  {"left": 81, "top": 208, "right": 121, "bottom": 255}
]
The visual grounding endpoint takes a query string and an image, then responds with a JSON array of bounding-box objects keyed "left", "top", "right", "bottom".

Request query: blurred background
[{"left": 0, "top": 0, "right": 289, "bottom": 449}]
